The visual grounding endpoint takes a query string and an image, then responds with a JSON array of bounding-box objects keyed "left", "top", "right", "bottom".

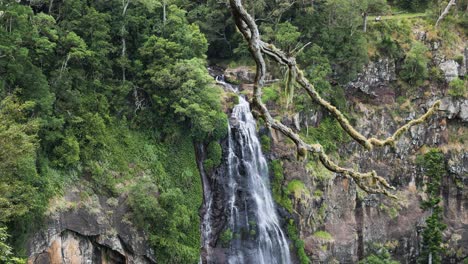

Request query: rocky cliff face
[
  {"left": 218, "top": 44, "right": 467, "bottom": 263},
  {"left": 27, "top": 185, "right": 156, "bottom": 264},
  {"left": 267, "top": 53, "right": 468, "bottom": 263},
  {"left": 277, "top": 107, "right": 467, "bottom": 263}
]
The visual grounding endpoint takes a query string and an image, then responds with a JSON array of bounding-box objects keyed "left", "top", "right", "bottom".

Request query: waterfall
[
  {"left": 200, "top": 74, "right": 291, "bottom": 263},
  {"left": 225, "top": 96, "right": 291, "bottom": 264}
]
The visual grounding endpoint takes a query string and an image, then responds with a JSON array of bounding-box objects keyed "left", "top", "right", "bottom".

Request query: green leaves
[
  {"left": 0, "top": 227, "right": 25, "bottom": 264},
  {"left": 399, "top": 42, "right": 429, "bottom": 85},
  {"left": 62, "top": 32, "right": 93, "bottom": 60},
  {"left": 0, "top": 96, "right": 40, "bottom": 224},
  {"left": 417, "top": 149, "right": 447, "bottom": 264},
  {"left": 275, "top": 22, "right": 301, "bottom": 52}
]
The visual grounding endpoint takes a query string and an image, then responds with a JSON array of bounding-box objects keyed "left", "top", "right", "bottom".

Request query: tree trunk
[
  {"left": 362, "top": 12, "right": 368, "bottom": 32},
  {"left": 121, "top": 0, "right": 130, "bottom": 82},
  {"left": 163, "top": 0, "right": 167, "bottom": 25},
  {"left": 48, "top": 0, "right": 54, "bottom": 13},
  {"left": 435, "top": 0, "right": 456, "bottom": 27}
]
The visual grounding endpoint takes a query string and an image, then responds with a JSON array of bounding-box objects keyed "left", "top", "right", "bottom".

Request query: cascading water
[
  {"left": 200, "top": 75, "right": 291, "bottom": 263},
  {"left": 225, "top": 96, "right": 291, "bottom": 264}
]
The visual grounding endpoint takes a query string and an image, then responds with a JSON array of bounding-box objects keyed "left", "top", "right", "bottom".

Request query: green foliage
[
  {"left": 294, "top": 0, "right": 369, "bottom": 82},
  {"left": 313, "top": 231, "right": 333, "bottom": 241},
  {"left": 399, "top": 42, "right": 429, "bottom": 85},
  {"left": 204, "top": 141, "right": 223, "bottom": 171},
  {"left": 416, "top": 149, "right": 447, "bottom": 264},
  {"left": 128, "top": 135, "right": 202, "bottom": 264},
  {"left": 448, "top": 78, "right": 467, "bottom": 98},
  {"left": 0, "top": 1, "right": 224, "bottom": 260},
  {"left": 262, "top": 85, "right": 280, "bottom": 103},
  {"left": 260, "top": 135, "right": 272, "bottom": 152},
  {"left": 270, "top": 160, "right": 293, "bottom": 213},
  {"left": 143, "top": 56, "right": 227, "bottom": 141},
  {"left": 393, "top": 0, "right": 431, "bottom": 12},
  {"left": 286, "top": 219, "right": 311, "bottom": 264},
  {"left": 287, "top": 180, "right": 310, "bottom": 199},
  {"left": 0, "top": 227, "right": 25, "bottom": 264},
  {"left": 301, "top": 117, "right": 350, "bottom": 153},
  {"left": 366, "top": 19, "right": 412, "bottom": 59},
  {"left": 0, "top": 96, "right": 43, "bottom": 224},
  {"left": 359, "top": 246, "right": 399, "bottom": 264},
  {"left": 52, "top": 135, "right": 80, "bottom": 167},
  {"left": 129, "top": 182, "right": 197, "bottom": 263},
  {"left": 274, "top": 22, "right": 301, "bottom": 52},
  {"left": 219, "top": 229, "right": 233, "bottom": 246}
]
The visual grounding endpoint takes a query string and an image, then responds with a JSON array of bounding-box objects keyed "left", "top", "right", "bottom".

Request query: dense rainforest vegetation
[{"left": 0, "top": 0, "right": 466, "bottom": 263}]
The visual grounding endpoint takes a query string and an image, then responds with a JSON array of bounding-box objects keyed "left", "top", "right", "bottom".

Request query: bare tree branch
[
  {"left": 435, "top": 0, "right": 456, "bottom": 27},
  {"left": 229, "top": 0, "right": 440, "bottom": 198}
]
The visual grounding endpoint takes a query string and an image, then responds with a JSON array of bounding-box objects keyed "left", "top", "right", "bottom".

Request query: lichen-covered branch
[
  {"left": 261, "top": 39, "right": 441, "bottom": 151},
  {"left": 229, "top": 0, "right": 439, "bottom": 198}
]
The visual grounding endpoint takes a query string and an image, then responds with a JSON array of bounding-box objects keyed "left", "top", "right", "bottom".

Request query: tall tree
[{"left": 417, "top": 149, "right": 447, "bottom": 264}]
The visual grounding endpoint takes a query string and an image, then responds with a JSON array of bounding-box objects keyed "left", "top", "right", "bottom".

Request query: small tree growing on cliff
[
  {"left": 417, "top": 149, "right": 447, "bottom": 264},
  {"left": 228, "top": 0, "right": 440, "bottom": 198}
]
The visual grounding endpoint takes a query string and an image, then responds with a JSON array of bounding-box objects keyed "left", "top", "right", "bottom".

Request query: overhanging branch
[{"left": 229, "top": 0, "right": 439, "bottom": 198}]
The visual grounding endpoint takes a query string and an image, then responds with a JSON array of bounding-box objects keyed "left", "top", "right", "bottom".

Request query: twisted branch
[{"left": 229, "top": 0, "right": 440, "bottom": 198}]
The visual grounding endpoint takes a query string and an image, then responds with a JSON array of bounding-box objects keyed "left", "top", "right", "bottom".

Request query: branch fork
[{"left": 229, "top": 0, "right": 440, "bottom": 198}]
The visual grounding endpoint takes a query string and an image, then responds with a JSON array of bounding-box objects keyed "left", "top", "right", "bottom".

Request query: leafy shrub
[
  {"left": 260, "top": 135, "right": 271, "bottom": 152},
  {"left": 203, "top": 141, "right": 222, "bottom": 171},
  {"left": 129, "top": 180, "right": 198, "bottom": 263},
  {"left": 53, "top": 135, "right": 80, "bottom": 167},
  {"left": 270, "top": 160, "right": 293, "bottom": 213},
  {"left": 262, "top": 85, "right": 279, "bottom": 103},
  {"left": 448, "top": 78, "right": 467, "bottom": 98},
  {"left": 301, "top": 117, "right": 349, "bottom": 153},
  {"left": 359, "top": 246, "right": 399, "bottom": 264},
  {"left": 399, "top": 42, "right": 429, "bottom": 85},
  {"left": 287, "top": 219, "right": 310, "bottom": 264},
  {"left": 0, "top": 227, "right": 25, "bottom": 264},
  {"left": 454, "top": 55, "right": 464, "bottom": 65},
  {"left": 219, "top": 229, "right": 233, "bottom": 246}
]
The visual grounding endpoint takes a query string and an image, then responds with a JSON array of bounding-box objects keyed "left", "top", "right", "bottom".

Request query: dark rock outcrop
[{"left": 27, "top": 186, "right": 156, "bottom": 264}]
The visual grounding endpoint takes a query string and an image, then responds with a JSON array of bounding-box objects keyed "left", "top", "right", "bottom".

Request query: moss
[
  {"left": 203, "top": 141, "right": 222, "bottom": 171},
  {"left": 270, "top": 160, "right": 293, "bottom": 213},
  {"left": 286, "top": 219, "right": 311, "bottom": 264},
  {"left": 313, "top": 231, "right": 333, "bottom": 241},
  {"left": 454, "top": 54, "right": 464, "bottom": 65},
  {"left": 219, "top": 229, "right": 233, "bottom": 246},
  {"left": 260, "top": 135, "right": 271, "bottom": 152},
  {"left": 448, "top": 78, "right": 467, "bottom": 98},
  {"left": 313, "top": 190, "right": 323, "bottom": 198},
  {"left": 317, "top": 203, "right": 328, "bottom": 225},
  {"left": 287, "top": 179, "right": 310, "bottom": 199},
  {"left": 388, "top": 207, "right": 399, "bottom": 219},
  {"left": 429, "top": 67, "right": 445, "bottom": 83}
]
